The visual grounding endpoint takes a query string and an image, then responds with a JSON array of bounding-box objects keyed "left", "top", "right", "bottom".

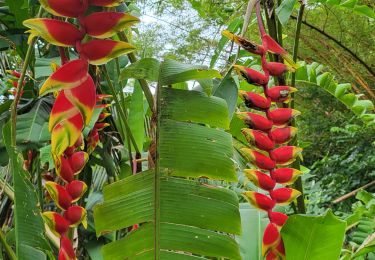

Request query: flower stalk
[
  {"left": 223, "top": 1, "right": 304, "bottom": 258},
  {"left": 23, "top": 1, "right": 138, "bottom": 258}
]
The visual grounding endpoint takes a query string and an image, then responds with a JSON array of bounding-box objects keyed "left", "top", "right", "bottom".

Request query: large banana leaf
[
  {"left": 94, "top": 62, "right": 241, "bottom": 259},
  {"left": 3, "top": 122, "right": 52, "bottom": 259}
]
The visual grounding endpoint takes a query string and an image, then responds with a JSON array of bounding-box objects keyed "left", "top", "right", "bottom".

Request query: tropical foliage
[{"left": 0, "top": 0, "right": 374, "bottom": 259}]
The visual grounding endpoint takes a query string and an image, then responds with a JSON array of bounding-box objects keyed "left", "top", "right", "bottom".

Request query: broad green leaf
[
  {"left": 94, "top": 86, "right": 240, "bottom": 259},
  {"left": 159, "top": 59, "right": 221, "bottom": 86},
  {"left": 353, "top": 233, "right": 375, "bottom": 257},
  {"left": 120, "top": 58, "right": 160, "bottom": 81},
  {"left": 128, "top": 81, "right": 145, "bottom": 151},
  {"left": 276, "top": 0, "right": 297, "bottom": 26},
  {"left": 16, "top": 97, "right": 52, "bottom": 149},
  {"left": 3, "top": 122, "right": 51, "bottom": 259},
  {"left": 213, "top": 70, "right": 239, "bottom": 120},
  {"left": 160, "top": 88, "right": 229, "bottom": 129},
  {"left": 281, "top": 210, "right": 346, "bottom": 260}
]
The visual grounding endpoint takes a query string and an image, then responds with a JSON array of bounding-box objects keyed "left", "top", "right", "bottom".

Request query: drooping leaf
[
  {"left": 281, "top": 210, "right": 346, "bottom": 260},
  {"left": 94, "top": 82, "right": 240, "bottom": 259},
  {"left": 128, "top": 81, "right": 145, "bottom": 151},
  {"left": 159, "top": 59, "right": 221, "bottom": 86},
  {"left": 3, "top": 122, "right": 52, "bottom": 259},
  {"left": 276, "top": 0, "right": 298, "bottom": 26},
  {"left": 120, "top": 58, "right": 160, "bottom": 81}
]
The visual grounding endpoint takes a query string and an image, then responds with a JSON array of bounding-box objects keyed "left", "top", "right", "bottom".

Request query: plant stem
[
  {"left": 0, "top": 229, "right": 16, "bottom": 260},
  {"left": 118, "top": 32, "right": 154, "bottom": 111},
  {"left": 10, "top": 7, "right": 42, "bottom": 147},
  {"left": 290, "top": 1, "right": 306, "bottom": 214},
  {"left": 102, "top": 65, "right": 140, "bottom": 154}
]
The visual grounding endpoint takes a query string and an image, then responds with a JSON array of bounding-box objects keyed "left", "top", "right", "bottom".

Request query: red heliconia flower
[
  {"left": 23, "top": 19, "right": 84, "bottom": 47},
  {"left": 87, "top": 128, "right": 100, "bottom": 154},
  {"left": 237, "top": 112, "right": 273, "bottom": 132},
  {"left": 96, "top": 94, "right": 113, "bottom": 101},
  {"left": 6, "top": 70, "right": 21, "bottom": 78},
  {"left": 233, "top": 65, "right": 268, "bottom": 86},
  {"left": 266, "top": 86, "right": 297, "bottom": 103},
  {"left": 274, "top": 240, "right": 286, "bottom": 259},
  {"left": 222, "top": 30, "right": 265, "bottom": 55},
  {"left": 270, "top": 188, "right": 301, "bottom": 205},
  {"left": 268, "top": 211, "right": 288, "bottom": 227},
  {"left": 69, "top": 151, "right": 89, "bottom": 174},
  {"left": 244, "top": 169, "right": 276, "bottom": 191},
  {"left": 262, "top": 223, "right": 281, "bottom": 256},
  {"left": 66, "top": 180, "right": 87, "bottom": 202},
  {"left": 55, "top": 155, "right": 74, "bottom": 182},
  {"left": 243, "top": 191, "right": 275, "bottom": 211},
  {"left": 271, "top": 168, "right": 302, "bottom": 185},
  {"left": 262, "top": 35, "right": 297, "bottom": 69},
  {"left": 81, "top": 12, "right": 140, "bottom": 39},
  {"left": 242, "top": 128, "right": 275, "bottom": 151},
  {"left": 269, "top": 127, "right": 297, "bottom": 144},
  {"left": 64, "top": 75, "right": 96, "bottom": 125},
  {"left": 270, "top": 146, "right": 303, "bottom": 165},
  {"left": 265, "top": 62, "right": 294, "bottom": 77},
  {"left": 94, "top": 122, "right": 110, "bottom": 131},
  {"left": 63, "top": 205, "right": 87, "bottom": 228},
  {"left": 79, "top": 39, "right": 135, "bottom": 65},
  {"left": 51, "top": 112, "right": 84, "bottom": 156},
  {"left": 42, "top": 212, "right": 70, "bottom": 237},
  {"left": 241, "top": 148, "right": 276, "bottom": 170},
  {"left": 39, "top": 0, "right": 88, "bottom": 17},
  {"left": 266, "top": 251, "right": 279, "bottom": 260},
  {"left": 45, "top": 182, "right": 72, "bottom": 210},
  {"left": 89, "top": 0, "right": 123, "bottom": 7},
  {"left": 59, "top": 235, "right": 75, "bottom": 260},
  {"left": 49, "top": 91, "right": 81, "bottom": 132},
  {"left": 239, "top": 90, "right": 271, "bottom": 110},
  {"left": 267, "top": 108, "right": 301, "bottom": 125},
  {"left": 39, "top": 59, "right": 89, "bottom": 96},
  {"left": 98, "top": 112, "right": 111, "bottom": 122}
]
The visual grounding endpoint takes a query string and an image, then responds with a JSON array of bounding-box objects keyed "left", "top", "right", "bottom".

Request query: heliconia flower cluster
[
  {"left": 5, "top": 70, "right": 26, "bottom": 97},
  {"left": 23, "top": 0, "right": 138, "bottom": 259},
  {"left": 223, "top": 3, "right": 303, "bottom": 259}
]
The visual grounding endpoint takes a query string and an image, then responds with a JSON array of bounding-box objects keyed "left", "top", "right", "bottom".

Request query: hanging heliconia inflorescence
[
  {"left": 23, "top": 1, "right": 139, "bottom": 259},
  {"left": 223, "top": 2, "right": 303, "bottom": 260}
]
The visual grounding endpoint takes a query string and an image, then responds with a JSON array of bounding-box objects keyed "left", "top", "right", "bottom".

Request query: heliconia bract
[
  {"left": 81, "top": 12, "right": 140, "bottom": 39},
  {"left": 270, "top": 188, "right": 301, "bottom": 205},
  {"left": 241, "top": 148, "right": 276, "bottom": 170},
  {"left": 262, "top": 223, "right": 281, "bottom": 256},
  {"left": 242, "top": 128, "right": 275, "bottom": 151},
  {"left": 267, "top": 108, "right": 301, "bottom": 125},
  {"left": 222, "top": 30, "right": 265, "bottom": 55},
  {"left": 234, "top": 65, "right": 269, "bottom": 86},
  {"left": 239, "top": 90, "right": 271, "bottom": 110},
  {"left": 268, "top": 211, "right": 288, "bottom": 227},
  {"left": 237, "top": 112, "right": 273, "bottom": 131},
  {"left": 269, "top": 127, "right": 297, "bottom": 144},
  {"left": 266, "top": 86, "right": 297, "bottom": 103},
  {"left": 243, "top": 191, "right": 275, "bottom": 211},
  {"left": 24, "top": 1, "right": 136, "bottom": 258},
  {"left": 270, "top": 146, "right": 303, "bottom": 165},
  {"left": 265, "top": 62, "right": 294, "bottom": 77},
  {"left": 42, "top": 212, "right": 70, "bottom": 237},
  {"left": 230, "top": 2, "right": 304, "bottom": 257},
  {"left": 244, "top": 169, "right": 276, "bottom": 190},
  {"left": 272, "top": 168, "right": 302, "bottom": 185},
  {"left": 23, "top": 19, "right": 84, "bottom": 47},
  {"left": 39, "top": 0, "right": 88, "bottom": 17}
]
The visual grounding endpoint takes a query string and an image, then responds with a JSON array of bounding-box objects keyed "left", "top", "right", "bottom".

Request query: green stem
[
  {"left": 290, "top": 1, "right": 306, "bottom": 214},
  {"left": 102, "top": 65, "right": 140, "bottom": 154},
  {"left": 0, "top": 229, "right": 16, "bottom": 260},
  {"left": 10, "top": 7, "right": 42, "bottom": 147},
  {"left": 118, "top": 32, "right": 155, "bottom": 111}
]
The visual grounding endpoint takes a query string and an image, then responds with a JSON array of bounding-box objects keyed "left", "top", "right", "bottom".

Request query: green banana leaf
[
  {"left": 94, "top": 60, "right": 241, "bottom": 259},
  {"left": 3, "top": 122, "right": 52, "bottom": 259}
]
